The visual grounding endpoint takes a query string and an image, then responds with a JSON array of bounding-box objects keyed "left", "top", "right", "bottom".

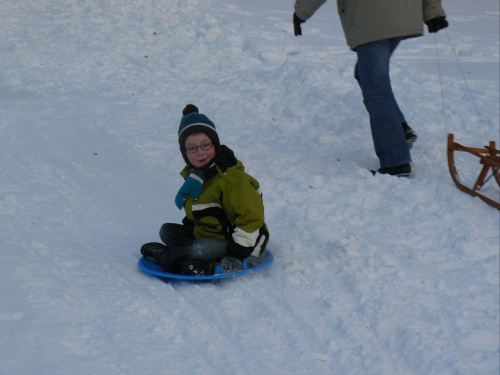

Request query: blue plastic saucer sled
[{"left": 138, "top": 250, "right": 274, "bottom": 280}]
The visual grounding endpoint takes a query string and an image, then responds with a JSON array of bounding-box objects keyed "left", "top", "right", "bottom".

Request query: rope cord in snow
[
  {"left": 434, "top": 31, "right": 491, "bottom": 141},
  {"left": 434, "top": 33, "right": 449, "bottom": 136}
]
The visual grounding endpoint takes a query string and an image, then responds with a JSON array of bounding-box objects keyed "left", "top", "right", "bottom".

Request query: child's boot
[{"left": 140, "top": 242, "right": 168, "bottom": 263}]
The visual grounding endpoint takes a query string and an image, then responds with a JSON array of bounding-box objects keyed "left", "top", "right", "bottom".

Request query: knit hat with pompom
[{"left": 178, "top": 104, "right": 220, "bottom": 165}]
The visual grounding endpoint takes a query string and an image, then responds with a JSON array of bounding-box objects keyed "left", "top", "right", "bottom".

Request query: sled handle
[{"left": 447, "top": 133, "right": 500, "bottom": 210}]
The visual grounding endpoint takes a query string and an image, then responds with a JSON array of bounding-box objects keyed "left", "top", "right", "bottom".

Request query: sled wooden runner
[{"left": 447, "top": 133, "right": 500, "bottom": 210}]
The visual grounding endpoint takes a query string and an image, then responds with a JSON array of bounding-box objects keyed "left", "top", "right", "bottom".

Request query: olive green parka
[
  {"left": 180, "top": 146, "right": 269, "bottom": 260},
  {"left": 294, "top": 0, "right": 446, "bottom": 49}
]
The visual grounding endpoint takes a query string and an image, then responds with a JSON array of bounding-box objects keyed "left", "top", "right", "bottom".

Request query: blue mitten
[{"left": 175, "top": 169, "right": 204, "bottom": 209}]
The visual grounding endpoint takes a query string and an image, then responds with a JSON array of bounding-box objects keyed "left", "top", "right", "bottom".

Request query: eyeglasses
[{"left": 185, "top": 142, "right": 214, "bottom": 154}]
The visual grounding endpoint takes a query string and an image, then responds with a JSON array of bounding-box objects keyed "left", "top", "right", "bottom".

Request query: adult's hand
[
  {"left": 293, "top": 13, "right": 304, "bottom": 36},
  {"left": 425, "top": 16, "right": 448, "bottom": 33}
]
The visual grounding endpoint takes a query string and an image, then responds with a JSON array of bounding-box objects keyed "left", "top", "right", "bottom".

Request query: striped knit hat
[{"left": 178, "top": 104, "right": 220, "bottom": 165}]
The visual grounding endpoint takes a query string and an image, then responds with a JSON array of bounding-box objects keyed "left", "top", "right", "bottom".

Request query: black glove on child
[
  {"left": 425, "top": 16, "right": 448, "bottom": 33},
  {"left": 293, "top": 13, "right": 304, "bottom": 36}
]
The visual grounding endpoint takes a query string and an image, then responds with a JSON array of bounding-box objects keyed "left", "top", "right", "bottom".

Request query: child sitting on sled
[{"left": 140, "top": 104, "right": 269, "bottom": 276}]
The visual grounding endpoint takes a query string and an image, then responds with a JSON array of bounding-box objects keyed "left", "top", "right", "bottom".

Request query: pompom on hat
[{"left": 178, "top": 104, "right": 221, "bottom": 165}]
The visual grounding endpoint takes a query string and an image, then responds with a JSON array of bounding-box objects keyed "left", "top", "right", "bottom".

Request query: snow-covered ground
[{"left": 1, "top": 0, "right": 499, "bottom": 374}]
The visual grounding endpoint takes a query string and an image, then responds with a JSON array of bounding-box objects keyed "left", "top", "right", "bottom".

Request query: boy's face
[{"left": 185, "top": 133, "right": 216, "bottom": 168}]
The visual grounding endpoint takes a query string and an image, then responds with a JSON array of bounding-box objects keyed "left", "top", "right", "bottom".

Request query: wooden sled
[{"left": 447, "top": 133, "right": 500, "bottom": 210}]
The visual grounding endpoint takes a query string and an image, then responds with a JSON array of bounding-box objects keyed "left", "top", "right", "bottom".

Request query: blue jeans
[{"left": 354, "top": 38, "right": 411, "bottom": 168}]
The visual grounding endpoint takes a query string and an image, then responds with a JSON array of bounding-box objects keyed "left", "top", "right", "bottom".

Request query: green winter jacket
[
  {"left": 180, "top": 146, "right": 269, "bottom": 259},
  {"left": 294, "top": 0, "right": 446, "bottom": 49}
]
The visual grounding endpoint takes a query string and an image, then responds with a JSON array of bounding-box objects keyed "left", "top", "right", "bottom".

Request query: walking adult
[{"left": 293, "top": 0, "right": 448, "bottom": 176}]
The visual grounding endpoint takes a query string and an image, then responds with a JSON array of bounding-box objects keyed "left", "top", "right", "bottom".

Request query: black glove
[
  {"left": 293, "top": 13, "right": 304, "bottom": 36},
  {"left": 182, "top": 216, "right": 194, "bottom": 228},
  {"left": 425, "top": 16, "right": 448, "bottom": 33}
]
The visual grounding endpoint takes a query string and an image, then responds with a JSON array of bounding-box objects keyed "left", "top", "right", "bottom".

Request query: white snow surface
[{"left": 1, "top": 0, "right": 499, "bottom": 374}]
